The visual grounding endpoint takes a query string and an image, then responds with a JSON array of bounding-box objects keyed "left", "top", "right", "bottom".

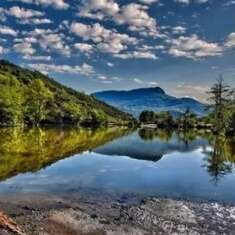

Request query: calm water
[{"left": 0, "top": 127, "right": 235, "bottom": 204}]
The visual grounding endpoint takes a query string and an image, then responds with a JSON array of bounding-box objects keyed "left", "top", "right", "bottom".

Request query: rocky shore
[{"left": 0, "top": 191, "right": 234, "bottom": 235}]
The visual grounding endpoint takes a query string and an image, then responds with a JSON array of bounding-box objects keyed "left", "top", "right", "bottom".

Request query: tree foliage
[
  {"left": 0, "top": 60, "right": 134, "bottom": 127},
  {"left": 207, "top": 77, "right": 235, "bottom": 134}
]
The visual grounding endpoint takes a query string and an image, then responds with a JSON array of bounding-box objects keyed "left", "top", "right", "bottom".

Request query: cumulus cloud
[
  {"left": 27, "top": 63, "right": 95, "bottom": 76},
  {"left": 139, "top": 0, "right": 159, "bottom": 4},
  {"left": 74, "top": 43, "right": 94, "bottom": 54},
  {"left": 70, "top": 22, "right": 137, "bottom": 54},
  {"left": 78, "top": 1, "right": 158, "bottom": 37},
  {"left": 225, "top": 32, "right": 235, "bottom": 48},
  {"left": 168, "top": 34, "right": 223, "bottom": 59},
  {"left": 0, "top": 25, "right": 18, "bottom": 36},
  {"left": 1, "top": 6, "right": 50, "bottom": 25},
  {"left": 8, "top": 0, "right": 69, "bottom": 10},
  {"left": 114, "top": 50, "right": 157, "bottom": 60},
  {"left": 19, "top": 18, "right": 52, "bottom": 25},
  {"left": 13, "top": 42, "right": 36, "bottom": 56},
  {"left": 115, "top": 3, "right": 158, "bottom": 36},
  {"left": 27, "top": 28, "right": 71, "bottom": 56},
  {"left": 8, "top": 6, "right": 44, "bottom": 19},
  {"left": 79, "top": 0, "right": 119, "bottom": 20}
]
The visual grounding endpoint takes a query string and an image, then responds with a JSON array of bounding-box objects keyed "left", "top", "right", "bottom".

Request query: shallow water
[{"left": 0, "top": 127, "right": 234, "bottom": 204}]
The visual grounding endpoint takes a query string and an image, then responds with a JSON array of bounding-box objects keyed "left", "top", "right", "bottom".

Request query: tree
[
  {"left": 0, "top": 76, "right": 24, "bottom": 126},
  {"left": 158, "top": 111, "right": 174, "bottom": 127},
  {"left": 183, "top": 108, "right": 197, "bottom": 128},
  {"left": 26, "top": 79, "right": 54, "bottom": 126},
  {"left": 139, "top": 111, "right": 156, "bottom": 123},
  {"left": 207, "top": 76, "right": 234, "bottom": 133}
]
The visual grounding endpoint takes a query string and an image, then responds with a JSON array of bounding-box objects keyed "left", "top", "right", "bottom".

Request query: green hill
[{"left": 0, "top": 60, "right": 134, "bottom": 127}]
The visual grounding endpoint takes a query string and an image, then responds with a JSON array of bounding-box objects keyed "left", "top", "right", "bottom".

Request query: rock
[{"left": 0, "top": 211, "right": 24, "bottom": 235}]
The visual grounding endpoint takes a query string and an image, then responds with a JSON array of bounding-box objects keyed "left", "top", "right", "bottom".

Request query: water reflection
[
  {"left": 95, "top": 129, "right": 209, "bottom": 161},
  {"left": 0, "top": 127, "right": 131, "bottom": 181},
  {"left": 203, "top": 137, "right": 235, "bottom": 184},
  {"left": 138, "top": 128, "right": 235, "bottom": 182},
  {"left": 0, "top": 127, "right": 234, "bottom": 202}
]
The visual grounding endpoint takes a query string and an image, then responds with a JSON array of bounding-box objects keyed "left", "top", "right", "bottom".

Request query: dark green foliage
[
  {"left": 0, "top": 60, "right": 134, "bottom": 127},
  {"left": 139, "top": 110, "right": 175, "bottom": 127},
  {"left": 207, "top": 77, "right": 234, "bottom": 133},
  {"left": 139, "top": 110, "right": 156, "bottom": 123}
]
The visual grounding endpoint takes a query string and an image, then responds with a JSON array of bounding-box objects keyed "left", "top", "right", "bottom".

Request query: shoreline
[{"left": 0, "top": 191, "right": 234, "bottom": 235}]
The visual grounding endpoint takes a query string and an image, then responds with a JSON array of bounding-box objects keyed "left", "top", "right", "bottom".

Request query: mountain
[
  {"left": 93, "top": 87, "right": 206, "bottom": 117},
  {"left": 0, "top": 60, "right": 134, "bottom": 127}
]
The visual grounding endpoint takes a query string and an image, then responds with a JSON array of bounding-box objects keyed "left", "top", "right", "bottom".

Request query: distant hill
[
  {"left": 0, "top": 60, "right": 134, "bottom": 127},
  {"left": 93, "top": 87, "right": 206, "bottom": 117}
]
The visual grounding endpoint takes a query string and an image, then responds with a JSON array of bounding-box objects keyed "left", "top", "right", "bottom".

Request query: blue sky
[{"left": 0, "top": 0, "right": 235, "bottom": 101}]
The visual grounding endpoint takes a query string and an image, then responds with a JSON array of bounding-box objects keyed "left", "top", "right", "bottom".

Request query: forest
[{"left": 0, "top": 60, "right": 134, "bottom": 127}]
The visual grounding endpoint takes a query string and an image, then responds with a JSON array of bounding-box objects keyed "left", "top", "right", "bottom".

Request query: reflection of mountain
[
  {"left": 94, "top": 130, "right": 209, "bottom": 162},
  {"left": 0, "top": 127, "right": 130, "bottom": 181}
]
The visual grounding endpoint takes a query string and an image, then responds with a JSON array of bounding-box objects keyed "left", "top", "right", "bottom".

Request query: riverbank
[{"left": 0, "top": 191, "right": 234, "bottom": 235}]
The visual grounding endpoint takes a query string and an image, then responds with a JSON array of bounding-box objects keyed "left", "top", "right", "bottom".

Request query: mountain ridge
[{"left": 93, "top": 87, "right": 206, "bottom": 117}]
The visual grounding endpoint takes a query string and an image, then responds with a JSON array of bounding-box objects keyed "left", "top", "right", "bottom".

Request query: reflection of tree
[
  {"left": 203, "top": 136, "right": 235, "bottom": 184},
  {"left": 138, "top": 128, "right": 173, "bottom": 142},
  {"left": 0, "top": 127, "right": 130, "bottom": 182},
  {"left": 176, "top": 130, "right": 198, "bottom": 148}
]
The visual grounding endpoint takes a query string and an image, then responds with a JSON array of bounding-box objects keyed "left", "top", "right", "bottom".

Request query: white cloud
[
  {"left": 27, "top": 63, "right": 95, "bottom": 76},
  {"left": 107, "top": 62, "right": 114, "bottom": 67},
  {"left": 70, "top": 22, "right": 137, "bottom": 54},
  {"left": 74, "top": 43, "right": 94, "bottom": 54},
  {"left": 98, "top": 75, "right": 108, "bottom": 80},
  {"left": 78, "top": 1, "right": 158, "bottom": 37},
  {"left": 139, "top": 0, "right": 158, "bottom": 4},
  {"left": 8, "top": 6, "right": 44, "bottom": 19},
  {"left": 27, "top": 28, "right": 71, "bottom": 56},
  {"left": 9, "top": 0, "right": 69, "bottom": 10},
  {"left": 172, "top": 26, "right": 187, "bottom": 35},
  {"left": 19, "top": 18, "right": 52, "bottom": 25},
  {"left": 174, "top": 0, "right": 190, "bottom": 3},
  {"left": 79, "top": 0, "right": 119, "bottom": 20},
  {"left": 23, "top": 55, "right": 52, "bottom": 61},
  {"left": 168, "top": 34, "right": 223, "bottom": 59},
  {"left": 0, "top": 25, "right": 18, "bottom": 36},
  {"left": 115, "top": 50, "right": 157, "bottom": 60},
  {"left": 13, "top": 42, "right": 35, "bottom": 56},
  {"left": 225, "top": 32, "right": 235, "bottom": 48},
  {"left": 115, "top": 3, "right": 158, "bottom": 36}
]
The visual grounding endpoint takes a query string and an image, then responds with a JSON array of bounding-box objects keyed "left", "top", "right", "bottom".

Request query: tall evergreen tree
[{"left": 207, "top": 76, "right": 233, "bottom": 133}]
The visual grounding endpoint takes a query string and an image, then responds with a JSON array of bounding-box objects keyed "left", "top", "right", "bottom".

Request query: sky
[{"left": 0, "top": 0, "right": 235, "bottom": 102}]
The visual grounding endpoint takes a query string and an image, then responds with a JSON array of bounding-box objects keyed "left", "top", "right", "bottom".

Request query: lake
[{"left": 0, "top": 127, "right": 234, "bottom": 204}]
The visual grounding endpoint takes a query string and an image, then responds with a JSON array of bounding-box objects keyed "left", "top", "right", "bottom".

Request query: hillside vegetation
[{"left": 0, "top": 60, "right": 134, "bottom": 127}]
